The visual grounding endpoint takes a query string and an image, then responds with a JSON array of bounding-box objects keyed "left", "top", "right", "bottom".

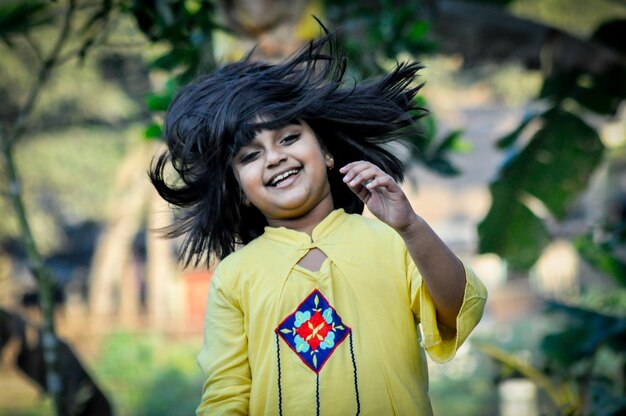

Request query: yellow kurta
[{"left": 197, "top": 209, "right": 487, "bottom": 415}]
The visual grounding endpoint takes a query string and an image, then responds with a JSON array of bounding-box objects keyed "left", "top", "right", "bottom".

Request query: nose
[{"left": 265, "top": 145, "right": 287, "bottom": 167}]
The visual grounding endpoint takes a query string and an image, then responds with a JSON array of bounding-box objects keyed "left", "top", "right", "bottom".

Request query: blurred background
[{"left": 0, "top": 0, "right": 625, "bottom": 415}]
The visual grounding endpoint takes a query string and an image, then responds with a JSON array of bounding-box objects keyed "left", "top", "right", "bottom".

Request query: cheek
[
  {"left": 230, "top": 166, "right": 245, "bottom": 192},
  {"left": 235, "top": 166, "right": 261, "bottom": 194}
]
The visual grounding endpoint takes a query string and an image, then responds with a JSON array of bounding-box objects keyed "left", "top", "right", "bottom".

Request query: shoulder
[
  {"left": 212, "top": 233, "right": 294, "bottom": 291},
  {"left": 215, "top": 237, "right": 270, "bottom": 276},
  {"left": 331, "top": 212, "right": 407, "bottom": 261},
  {"left": 339, "top": 212, "right": 404, "bottom": 244}
]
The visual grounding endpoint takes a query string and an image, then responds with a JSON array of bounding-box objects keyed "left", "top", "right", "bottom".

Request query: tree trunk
[
  {"left": 145, "top": 186, "right": 179, "bottom": 332},
  {"left": 88, "top": 142, "right": 155, "bottom": 327}
]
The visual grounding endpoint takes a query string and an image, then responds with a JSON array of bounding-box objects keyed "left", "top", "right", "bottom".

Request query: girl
[{"left": 150, "top": 30, "right": 487, "bottom": 416}]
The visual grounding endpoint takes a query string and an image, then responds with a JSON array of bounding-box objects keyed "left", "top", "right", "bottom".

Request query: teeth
[{"left": 271, "top": 169, "right": 298, "bottom": 186}]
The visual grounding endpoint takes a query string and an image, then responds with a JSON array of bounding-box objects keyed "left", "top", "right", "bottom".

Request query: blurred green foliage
[
  {"left": 0, "top": 0, "right": 147, "bottom": 253},
  {"left": 479, "top": 110, "right": 604, "bottom": 269},
  {"left": 1, "top": 0, "right": 625, "bottom": 414},
  {"left": 480, "top": 205, "right": 626, "bottom": 414},
  {"left": 479, "top": 290, "right": 626, "bottom": 414},
  {"left": 324, "top": 0, "right": 626, "bottom": 273},
  {"left": 0, "top": 0, "right": 50, "bottom": 39},
  {"left": 0, "top": 332, "right": 204, "bottom": 416},
  {"left": 509, "top": 0, "right": 626, "bottom": 37},
  {"left": 430, "top": 351, "right": 499, "bottom": 415},
  {"left": 324, "top": 0, "right": 466, "bottom": 177},
  {"left": 476, "top": 16, "right": 626, "bottom": 270},
  {"left": 325, "top": 0, "right": 436, "bottom": 76},
  {"left": 95, "top": 332, "right": 202, "bottom": 416},
  {"left": 124, "top": 0, "right": 220, "bottom": 141},
  {"left": 0, "top": 128, "right": 138, "bottom": 253},
  {"left": 329, "top": 1, "right": 626, "bottom": 413}
]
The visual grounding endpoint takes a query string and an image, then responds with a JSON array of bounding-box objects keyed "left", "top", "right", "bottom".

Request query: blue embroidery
[{"left": 276, "top": 289, "right": 351, "bottom": 373}]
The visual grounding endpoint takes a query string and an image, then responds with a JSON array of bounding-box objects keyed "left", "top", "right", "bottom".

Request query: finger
[
  {"left": 342, "top": 163, "right": 381, "bottom": 185},
  {"left": 339, "top": 161, "right": 378, "bottom": 180},
  {"left": 345, "top": 166, "right": 385, "bottom": 189},
  {"left": 339, "top": 160, "right": 369, "bottom": 173},
  {"left": 349, "top": 181, "right": 372, "bottom": 203},
  {"left": 341, "top": 170, "right": 371, "bottom": 200},
  {"left": 363, "top": 175, "right": 400, "bottom": 192}
]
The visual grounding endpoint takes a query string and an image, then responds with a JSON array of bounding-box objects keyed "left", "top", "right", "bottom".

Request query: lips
[{"left": 267, "top": 168, "right": 301, "bottom": 187}]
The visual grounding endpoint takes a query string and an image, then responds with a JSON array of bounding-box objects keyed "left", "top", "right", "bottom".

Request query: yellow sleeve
[
  {"left": 410, "top": 260, "right": 488, "bottom": 364},
  {"left": 196, "top": 269, "right": 251, "bottom": 415}
]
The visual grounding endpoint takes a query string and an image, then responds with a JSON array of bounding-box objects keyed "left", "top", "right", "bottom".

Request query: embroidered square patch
[{"left": 276, "top": 289, "right": 351, "bottom": 374}]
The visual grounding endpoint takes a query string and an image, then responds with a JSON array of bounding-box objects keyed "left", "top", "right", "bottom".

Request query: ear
[{"left": 325, "top": 154, "right": 335, "bottom": 170}]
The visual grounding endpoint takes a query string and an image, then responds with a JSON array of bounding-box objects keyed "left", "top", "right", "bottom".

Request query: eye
[
  {"left": 239, "top": 151, "right": 260, "bottom": 164},
  {"left": 280, "top": 133, "right": 301, "bottom": 145}
]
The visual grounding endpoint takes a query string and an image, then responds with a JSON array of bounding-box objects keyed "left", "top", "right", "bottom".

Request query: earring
[{"left": 326, "top": 155, "right": 335, "bottom": 170}]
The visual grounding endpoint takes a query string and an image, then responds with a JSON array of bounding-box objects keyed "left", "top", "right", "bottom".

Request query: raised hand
[{"left": 339, "top": 161, "right": 417, "bottom": 232}]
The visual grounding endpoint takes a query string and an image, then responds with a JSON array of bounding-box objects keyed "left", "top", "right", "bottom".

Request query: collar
[{"left": 261, "top": 208, "right": 348, "bottom": 246}]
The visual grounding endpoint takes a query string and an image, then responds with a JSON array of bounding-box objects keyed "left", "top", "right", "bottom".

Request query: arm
[
  {"left": 197, "top": 271, "right": 251, "bottom": 415},
  {"left": 340, "top": 161, "right": 466, "bottom": 329}
]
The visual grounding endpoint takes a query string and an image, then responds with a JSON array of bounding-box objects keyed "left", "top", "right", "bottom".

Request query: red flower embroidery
[{"left": 296, "top": 311, "right": 332, "bottom": 350}]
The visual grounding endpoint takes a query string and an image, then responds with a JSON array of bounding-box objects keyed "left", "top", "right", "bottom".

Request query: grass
[
  {"left": 0, "top": 331, "right": 203, "bottom": 416},
  {"left": 93, "top": 331, "right": 203, "bottom": 416}
]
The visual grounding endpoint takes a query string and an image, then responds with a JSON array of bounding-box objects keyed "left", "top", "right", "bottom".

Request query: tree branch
[
  {"left": 24, "top": 32, "right": 44, "bottom": 64},
  {"left": 7, "top": 0, "right": 77, "bottom": 147},
  {"left": 1, "top": 2, "right": 80, "bottom": 415}
]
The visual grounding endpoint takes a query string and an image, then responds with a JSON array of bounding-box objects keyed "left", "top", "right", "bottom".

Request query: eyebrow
[{"left": 251, "top": 118, "right": 302, "bottom": 133}]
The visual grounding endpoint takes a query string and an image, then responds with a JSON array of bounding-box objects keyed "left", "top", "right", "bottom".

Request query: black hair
[{"left": 149, "top": 29, "right": 426, "bottom": 268}]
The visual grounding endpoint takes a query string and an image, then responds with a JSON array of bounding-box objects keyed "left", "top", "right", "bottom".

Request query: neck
[{"left": 266, "top": 197, "right": 335, "bottom": 236}]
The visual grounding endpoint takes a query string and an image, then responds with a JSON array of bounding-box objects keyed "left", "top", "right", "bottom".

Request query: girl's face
[{"left": 231, "top": 120, "right": 334, "bottom": 226}]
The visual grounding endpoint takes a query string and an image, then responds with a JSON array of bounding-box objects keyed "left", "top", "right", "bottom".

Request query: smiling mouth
[{"left": 268, "top": 168, "right": 300, "bottom": 187}]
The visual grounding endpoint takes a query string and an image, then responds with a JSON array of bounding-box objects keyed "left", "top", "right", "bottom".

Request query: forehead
[{"left": 236, "top": 119, "right": 303, "bottom": 148}]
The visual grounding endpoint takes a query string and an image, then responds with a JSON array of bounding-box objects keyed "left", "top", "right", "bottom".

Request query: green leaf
[
  {"left": 543, "top": 301, "right": 626, "bottom": 360},
  {"left": 539, "top": 72, "right": 579, "bottom": 101},
  {"left": 152, "top": 50, "right": 182, "bottom": 71},
  {"left": 184, "top": 0, "right": 202, "bottom": 15},
  {"left": 144, "top": 123, "right": 163, "bottom": 140},
  {"left": 426, "top": 157, "right": 460, "bottom": 177},
  {"left": 435, "top": 130, "right": 462, "bottom": 153},
  {"left": 408, "top": 21, "right": 428, "bottom": 42},
  {"left": 478, "top": 110, "right": 603, "bottom": 269},
  {"left": 478, "top": 182, "right": 551, "bottom": 269},
  {"left": 517, "top": 110, "right": 603, "bottom": 219},
  {"left": 145, "top": 92, "right": 172, "bottom": 112},
  {"left": 450, "top": 137, "right": 473, "bottom": 154},
  {"left": 495, "top": 113, "right": 536, "bottom": 149},
  {"left": 433, "top": 130, "right": 471, "bottom": 155},
  {"left": 541, "top": 327, "right": 589, "bottom": 366},
  {"left": 571, "top": 69, "right": 626, "bottom": 116},
  {"left": 0, "top": 0, "right": 52, "bottom": 38},
  {"left": 574, "top": 235, "right": 626, "bottom": 286},
  {"left": 572, "top": 85, "right": 616, "bottom": 115}
]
